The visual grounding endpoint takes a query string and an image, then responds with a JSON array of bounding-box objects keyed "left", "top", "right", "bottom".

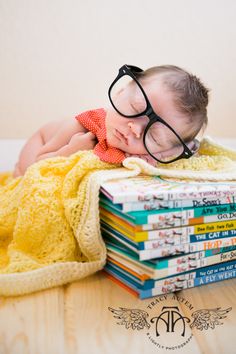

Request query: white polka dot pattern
[{"left": 75, "top": 108, "right": 125, "bottom": 164}]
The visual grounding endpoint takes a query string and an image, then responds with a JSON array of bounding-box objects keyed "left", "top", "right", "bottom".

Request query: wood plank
[
  {"left": 0, "top": 272, "right": 235, "bottom": 354},
  {"left": 178, "top": 278, "right": 236, "bottom": 354},
  {"left": 0, "top": 288, "right": 66, "bottom": 354},
  {"left": 63, "top": 272, "right": 201, "bottom": 354}
]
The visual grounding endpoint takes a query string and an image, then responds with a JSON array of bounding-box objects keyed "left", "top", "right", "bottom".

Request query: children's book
[
  {"left": 100, "top": 194, "right": 236, "bottom": 212},
  {"left": 100, "top": 174, "right": 236, "bottom": 298},
  {"left": 102, "top": 258, "right": 236, "bottom": 299},
  {"left": 100, "top": 196, "right": 236, "bottom": 226},
  {"left": 106, "top": 242, "right": 236, "bottom": 280},
  {"left": 100, "top": 207, "right": 236, "bottom": 242},
  {"left": 100, "top": 175, "right": 236, "bottom": 204},
  {"left": 101, "top": 219, "right": 236, "bottom": 247},
  {"left": 106, "top": 241, "right": 236, "bottom": 270},
  {"left": 105, "top": 258, "right": 236, "bottom": 290},
  {"left": 101, "top": 225, "right": 236, "bottom": 260}
]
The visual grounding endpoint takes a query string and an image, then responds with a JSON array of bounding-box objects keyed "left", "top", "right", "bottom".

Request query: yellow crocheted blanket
[{"left": 0, "top": 136, "right": 236, "bottom": 296}]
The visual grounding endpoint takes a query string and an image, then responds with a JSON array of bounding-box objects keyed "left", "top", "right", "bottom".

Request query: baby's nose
[{"left": 127, "top": 119, "right": 147, "bottom": 138}]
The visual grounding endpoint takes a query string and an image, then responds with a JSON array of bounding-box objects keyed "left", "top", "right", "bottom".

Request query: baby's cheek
[
  {"left": 106, "top": 131, "right": 117, "bottom": 147},
  {"left": 126, "top": 141, "right": 149, "bottom": 155}
]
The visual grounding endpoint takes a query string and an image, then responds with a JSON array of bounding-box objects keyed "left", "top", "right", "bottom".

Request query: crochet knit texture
[{"left": 0, "top": 136, "right": 236, "bottom": 296}]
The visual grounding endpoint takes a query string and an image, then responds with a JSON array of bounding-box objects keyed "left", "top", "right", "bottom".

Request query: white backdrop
[{"left": 0, "top": 0, "right": 236, "bottom": 139}]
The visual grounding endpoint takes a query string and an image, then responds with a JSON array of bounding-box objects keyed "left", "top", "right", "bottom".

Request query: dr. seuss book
[
  {"left": 100, "top": 197, "right": 236, "bottom": 229},
  {"left": 106, "top": 241, "right": 236, "bottom": 280},
  {"left": 100, "top": 175, "right": 236, "bottom": 203},
  {"left": 103, "top": 258, "right": 236, "bottom": 299}
]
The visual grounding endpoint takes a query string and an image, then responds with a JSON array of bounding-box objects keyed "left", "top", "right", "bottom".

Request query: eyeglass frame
[{"left": 108, "top": 64, "right": 199, "bottom": 164}]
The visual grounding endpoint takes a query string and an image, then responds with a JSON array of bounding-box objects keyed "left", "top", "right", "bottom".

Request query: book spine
[
  {"left": 100, "top": 208, "right": 236, "bottom": 235},
  {"left": 165, "top": 245, "right": 236, "bottom": 267},
  {"left": 100, "top": 202, "right": 236, "bottom": 230},
  {"left": 138, "top": 236, "right": 236, "bottom": 260},
  {"left": 107, "top": 247, "right": 236, "bottom": 280},
  {"left": 140, "top": 229, "right": 236, "bottom": 250},
  {"left": 121, "top": 196, "right": 236, "bottom": 212},
  {"left": 152, "top": 259, "right": 236, "bottom": 286},
  {"left": 103, "top": 259, "right": 236, "bottom": 299},
  {"left": 201, "top": 212, "right": 236, "bottom": 223},
  {"left": 160, "top": 249, "right": 236, "bottom": 278},
  {"left": 111, "top": 188, "right": 236, "bottom": 203},
  {"left": 163, "top": 190, "right": 236, "bottom": 201},
  {"left": 146, "top": 208, "right": 236, "bottom": 224},
  {"left": 147, "top": 269, "right": 236, "bottom": 298},
  {"left": 101, "top": 223, "right": 236, "bottom": 260},
  {"left": 106, "top": 237, "right": 236, "bottom": 264},
  {"left": 110, "top": 258, "right": 236, "bottom": 290},
  {"left": 101, "top": 199, "right": 236, "bottom": 227},
  {"left": 133, "top": 219, "right": 236, "bottom": 242}
]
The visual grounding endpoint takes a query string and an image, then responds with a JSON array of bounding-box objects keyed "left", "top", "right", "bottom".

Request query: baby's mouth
[{"left": 114, "top": 129, "right": 128, "bottom": 145}]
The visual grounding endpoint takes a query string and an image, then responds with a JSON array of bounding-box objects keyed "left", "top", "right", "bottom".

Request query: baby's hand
[
  {"left": 68, "top": 131, "right": 97, "bottom": 150},
  {"left": 36, "top": 132, "right": 97, "bottom": 161}
]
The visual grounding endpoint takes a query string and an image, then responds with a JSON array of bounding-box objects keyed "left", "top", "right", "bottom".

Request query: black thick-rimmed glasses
[{"left": 108, "top": 64, "right": 199, "bottom": 164}]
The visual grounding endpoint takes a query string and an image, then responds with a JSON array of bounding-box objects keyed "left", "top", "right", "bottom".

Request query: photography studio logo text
[{"left": 108, "top": 294, "right": 232, "bottom": 350}]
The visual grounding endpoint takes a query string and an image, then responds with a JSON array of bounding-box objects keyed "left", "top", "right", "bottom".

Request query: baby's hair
[{"left": 136, "top": 65, "right": 210, "bottom": 142}]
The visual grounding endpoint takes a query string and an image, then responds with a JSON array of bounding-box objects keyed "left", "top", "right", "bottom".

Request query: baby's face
[{"left": 105, "top": 76, "right": 189, "bottom": 156}]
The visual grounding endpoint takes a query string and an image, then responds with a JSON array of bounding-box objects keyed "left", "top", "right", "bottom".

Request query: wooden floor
[{"left": 0, "top": 271, "right": 235, "bottom": 354}]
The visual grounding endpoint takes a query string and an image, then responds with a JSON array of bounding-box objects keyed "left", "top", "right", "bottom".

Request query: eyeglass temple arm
[
  {"left": 181, "top": 139, "right": 200, "bottom": 158},
  {"left": 125, "top": 64, "right": 144, "bottom": 73}
]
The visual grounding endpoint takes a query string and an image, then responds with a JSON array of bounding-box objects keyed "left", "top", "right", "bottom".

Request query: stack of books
[{"left": 99, "top": 175, "right": 236, "bottom": 299}]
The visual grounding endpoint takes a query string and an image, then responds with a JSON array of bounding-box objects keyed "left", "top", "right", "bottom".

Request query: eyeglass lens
[
  {"left": 110, "top": 75, "right": 147, "bottom": 116},
  {"left": 144, "top": 121, "right": 185, "bottom": 162},
  {"left": 110, "top": 75, "right": 186, "bottom": 163}
]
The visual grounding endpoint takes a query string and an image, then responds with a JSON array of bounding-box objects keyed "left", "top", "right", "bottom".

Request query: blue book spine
[
  {"left": 145, "top": 269, "right": 236, "bottom": 299},
  {"left": 100, "top": 195, "right": 236, "bottom": 222},
  {"left": 102, "top": 226, "right": 236, "bottom": 261},
  {"left": 105, "top": 258, "right": 236, "bottom": 290},
  {"left": 103, "top": 263, "right": 236, "bottom": 299}
]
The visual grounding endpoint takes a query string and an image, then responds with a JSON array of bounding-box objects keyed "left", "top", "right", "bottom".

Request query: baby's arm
[
  {"left": 13, "top": 119, "right": 90, "bottom": 177},
  {"left": 36, "top": 131, "right": 97, "bottom": 161},
  {"left": 37, "top": 119, "right": 88, "bottom": 157}
]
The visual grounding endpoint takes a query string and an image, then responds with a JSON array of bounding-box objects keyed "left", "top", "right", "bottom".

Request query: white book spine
[
  {"left": 121, "top": 196, "right": 235, "bottom": 212},
  {"left": 139, "top": 236, "right": 236, "bottom": 260},
  {"left": 112, "top": 188, "right": 236, "bottom": 203}
]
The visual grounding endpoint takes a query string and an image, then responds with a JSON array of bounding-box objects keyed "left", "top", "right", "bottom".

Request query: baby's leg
[
  {"left": 13, "top": 129, "right": 45, "bottom": 177},
  {"left": 13, "top": 162, "right": 23, "bottom": 178}
]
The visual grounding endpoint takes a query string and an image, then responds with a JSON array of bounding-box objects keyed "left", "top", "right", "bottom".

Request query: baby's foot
[{"left": 13, "top": 162, "right": 23, "bottom": 178}]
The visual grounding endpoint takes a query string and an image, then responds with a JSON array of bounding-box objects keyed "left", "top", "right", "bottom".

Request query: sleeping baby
[{"left": 13, "top": 64, "right": 209, "bottom": 178}]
